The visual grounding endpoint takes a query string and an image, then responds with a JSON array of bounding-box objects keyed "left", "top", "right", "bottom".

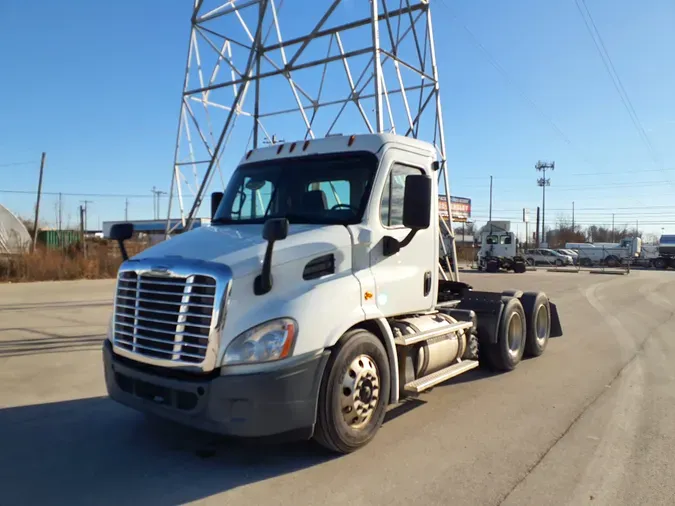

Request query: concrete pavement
[{"left": 0, "top": 271, "right": 673, "bottom": 505}]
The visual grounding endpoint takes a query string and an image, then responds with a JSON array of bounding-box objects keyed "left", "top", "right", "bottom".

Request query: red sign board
[{"left": 439, "top": 196, "right": 471, "bottom": 222}]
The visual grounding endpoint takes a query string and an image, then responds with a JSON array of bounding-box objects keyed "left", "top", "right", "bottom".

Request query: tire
[
  {"left": 462, "top": 331, "right": 479, "bottom": 361},
  {"left": 513, "top": 262, "right": 526, "bottom": 274},
  {"left": 486, "top": 259, "right": 500, "bottom": 273},
  {"left": 669, "top": 258, "right": 675, "bottom": 269},
  {"left": 653, "top": 257, "right": 667, "bottom": 270},
  {"left": 605, "top": 255, "right": 619, "bottom": 268},
  {"left": 526, "top": 258, "right": 535, "bottom": 266},
  {"left": 521, "top": 292, "right": 550, "bottom": 357},
  {"left": 313, "top": 329, "right": 390, "bottom": 454},
  {"left": 481, "top": 297, "right": 527, "bottom": 371}
]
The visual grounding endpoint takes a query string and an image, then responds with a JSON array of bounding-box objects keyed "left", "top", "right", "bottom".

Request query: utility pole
[
  {"left": 80, "top": 200, "right": 93, "bottom": 233},
  {"left": 79, "top": 205, "right": 86, "bottom": 258},
  {"left": 535, "top": 206, "right": 541, "bottom": 247},
  {"left": 536, "top": 160, "right": 555, "bottom": 245},
  {"left": 151, "top": 187, "right": 166, "bottom": 220},
  {"left": 612, "top": 213, "right": 615, "bottom": 242},
  {"left": 31, "top": 152, "right": 46, "bottom": 252},
  {"left": 58, "top": 192, "right": 63, "bottom": 232},
  {"left": 489, "top": 176, "right": 493, "bottom": 223},
  {"left": 125, "top": 198, "right": 129, "bottom": 221},
  {"left": 572, "top": 201, "right": 575, "bottom": 231}
]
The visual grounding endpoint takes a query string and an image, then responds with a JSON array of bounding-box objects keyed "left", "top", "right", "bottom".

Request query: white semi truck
[
  {"left": 104, "top": 134, "right": 562, "bottom": 453},
  {"left": 565, "top": 237, "right": 641, "bottom": 267},
  {"left": 476, "top": 229, "right": 527, "bottom": 273}
]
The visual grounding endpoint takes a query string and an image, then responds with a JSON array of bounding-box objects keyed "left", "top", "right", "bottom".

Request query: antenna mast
[{"left": 166, "top": 0, "right": 458, "bottom": 279}]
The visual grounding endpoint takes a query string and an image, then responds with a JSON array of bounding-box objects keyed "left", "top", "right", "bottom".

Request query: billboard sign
[{"left": 439, "top": 196, "right": 471, "bottom": 222}]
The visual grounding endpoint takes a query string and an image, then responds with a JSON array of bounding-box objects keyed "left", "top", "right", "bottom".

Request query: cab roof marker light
[
  {"left": 246, "top": 149, "right": 253, "bottom": 160},
  {"left": 348, "top": 135, "right": 356, "bottom": 146},
  {"left": 289, "top": 142, "right": 296, "bottom": 153},
  {"left": 277, "top": 144, "right": 284, "bottom": 154},
  {"left": 302, "top": 140, "right": 310, "bottom": 151}
]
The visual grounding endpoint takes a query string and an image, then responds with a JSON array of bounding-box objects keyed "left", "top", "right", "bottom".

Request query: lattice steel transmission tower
[{"left": 166, "top": 0, "right": 458, "bottom": 279}]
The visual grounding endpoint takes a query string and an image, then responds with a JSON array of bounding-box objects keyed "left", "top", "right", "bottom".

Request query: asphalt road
[{"left": 1, "top": 270, "right": 674, "bottom": 506}]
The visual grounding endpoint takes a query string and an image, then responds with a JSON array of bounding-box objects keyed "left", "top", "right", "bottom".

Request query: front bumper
[{"left": 103, "top": 340, "right": 330, "bottom": 438}]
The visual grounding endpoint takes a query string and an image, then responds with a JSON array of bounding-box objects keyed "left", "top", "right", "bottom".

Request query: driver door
[{"left": 368, "top": 156, "right": 436, "bottom": 316}]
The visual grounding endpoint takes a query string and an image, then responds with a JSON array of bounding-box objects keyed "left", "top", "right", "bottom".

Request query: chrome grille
[{"left": 113, "top": 271, "right": 217, "bottom": 364}]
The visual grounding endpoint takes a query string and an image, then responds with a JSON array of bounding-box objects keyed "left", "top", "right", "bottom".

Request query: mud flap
[
  {"left": 456, "top": 291, "right": 504, "bottom": 344},
  {"left": 549, "top": 301, "right": 563, "bottom": 337}
]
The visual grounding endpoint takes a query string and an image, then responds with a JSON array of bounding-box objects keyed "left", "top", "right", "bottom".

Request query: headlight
[{"left": 222, "top": 318, "right": 297, "bottom": 366}]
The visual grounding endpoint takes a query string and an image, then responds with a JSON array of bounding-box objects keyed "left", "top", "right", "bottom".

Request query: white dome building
[{"left": 0, "top": 204, "right": 31, "bottom": 254}]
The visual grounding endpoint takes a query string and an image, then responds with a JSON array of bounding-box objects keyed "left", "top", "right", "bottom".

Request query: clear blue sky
[{"left": 1, "top": 0, "right": 673, "bottom": 238}]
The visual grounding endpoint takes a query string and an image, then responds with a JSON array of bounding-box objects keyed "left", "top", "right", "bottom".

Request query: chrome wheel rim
[
  {"left": 340, "top": 354, "right": 380, "bottom": 429},
  {"left": 535, "top": 304, "right": 549, "bottom": 345},
  {"left": 507, "top": 312, "right": 524, "bottom": 359}
]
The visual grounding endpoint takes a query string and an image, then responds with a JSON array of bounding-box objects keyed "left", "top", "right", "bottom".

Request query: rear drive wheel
[
  {"left": 513, "top": 261, "right": 526, "bottom": 273},
  {"left": 605, "top": 255, "right": 620, "bottom": 268},
  {"left": 482, "top": 297, "right": 527, "bottom": 371},
  {"left": 521, "top": 292, "right": 551, "bottom": 357},
  {"left": 653, "top": 257, "right": 667, "bottom": 269},
  {"left": 314, "top": 329, "right": 390, "bottom": 454}
]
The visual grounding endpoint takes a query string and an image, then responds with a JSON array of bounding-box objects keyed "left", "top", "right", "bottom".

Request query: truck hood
[{"left": 133, "top": 224, "right": 351, "bottom": 278}]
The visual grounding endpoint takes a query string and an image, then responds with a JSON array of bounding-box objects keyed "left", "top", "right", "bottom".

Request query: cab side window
[{"left": 380, "top": 164, "right": 423, "bottom": 227}]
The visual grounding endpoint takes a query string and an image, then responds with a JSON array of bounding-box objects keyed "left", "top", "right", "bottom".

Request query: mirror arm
[
  {"left": 254, "top": 240, "right": 275, "bottom": 295},
  {"left": 117, "top": 239, "right": 129, "bottom": 262},
  {"left": 399, "top": 229, "right": 418, "bottom": 248},
  {"left": 383, "top": 229, "right": 419, "bottom": 256}
]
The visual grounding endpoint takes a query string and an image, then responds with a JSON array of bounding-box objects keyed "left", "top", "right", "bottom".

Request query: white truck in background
[
  {"left": 476, "top": 229, "right": 527, "bottom": 273},
  {"left": 565, "top": 237, "right": 642, "bottom": 267},
  {"left": 634, "top": 235, "right": 675, "bottom": 269},
  {"left": 104, "top": 133, "right": 562, "bottom": 454}
]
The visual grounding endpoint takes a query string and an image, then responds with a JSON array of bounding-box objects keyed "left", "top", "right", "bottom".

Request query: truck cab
[{"left": 103, "top": 133, "right": 561, "bottom": 454}]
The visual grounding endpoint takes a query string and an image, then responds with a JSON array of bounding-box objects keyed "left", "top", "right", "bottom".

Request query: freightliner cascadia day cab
[{"left": 103, "top": 133, "right": 563, "bottom": 454}]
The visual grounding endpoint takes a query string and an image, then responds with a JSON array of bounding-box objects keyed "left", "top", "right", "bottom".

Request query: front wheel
[{"left": 313, "top": 329, "right": 390, "bottom": 454}]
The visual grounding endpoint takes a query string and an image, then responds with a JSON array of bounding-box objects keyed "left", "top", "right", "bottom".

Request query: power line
[
  {"left": 573, "top": 0, "right": 661, "bottom": 166},
  {"left": 436, "top": 0, "right": 604, "bottom": 170},
  {"left": 0, "top": 161, "right": 38, "bottom": 167},
  {"left": 0, "top": 189, "right": 158, "bottom": 198},
  {"left": 456, "top": 167, "right": 675, "bottom": 181}
]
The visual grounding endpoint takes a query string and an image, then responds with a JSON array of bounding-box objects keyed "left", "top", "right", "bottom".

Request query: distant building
[{"left": 0, "top": 203, "right": 31, "bottom": 254}]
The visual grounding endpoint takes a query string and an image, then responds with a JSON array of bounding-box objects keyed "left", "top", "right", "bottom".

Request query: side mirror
[
  {"left": 402, "top": 174, "right": 432, "bottom": 230},
  {"left": 255, "top": 218, "right": 289, "bottom": 296},
  {"left": 110, "top": 223, "right": 134, "bottom": 261},
  {"left": 263, "top": 217, "right": 289, "bottom": 242},
  {"left": 383, "top": 175, "right": 432, "bottom": 256},
  {"left": 110, "top": 223, "right": 133, "bottom": 242},
  {"left": 211, "top": 192, "right": 223, "bottom": 220}
]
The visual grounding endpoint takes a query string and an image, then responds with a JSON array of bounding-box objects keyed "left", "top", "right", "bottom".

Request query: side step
[
  {"left": 404, "top": 360, "right": 479, "bottom": 394},
  {"left": 394, "top": 321, "right": 473, "bottom": 346}
]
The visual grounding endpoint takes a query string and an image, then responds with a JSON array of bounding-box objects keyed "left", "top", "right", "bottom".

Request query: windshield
[{"left": 213, "top": 152, "right": 378, "bottom": 225}]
